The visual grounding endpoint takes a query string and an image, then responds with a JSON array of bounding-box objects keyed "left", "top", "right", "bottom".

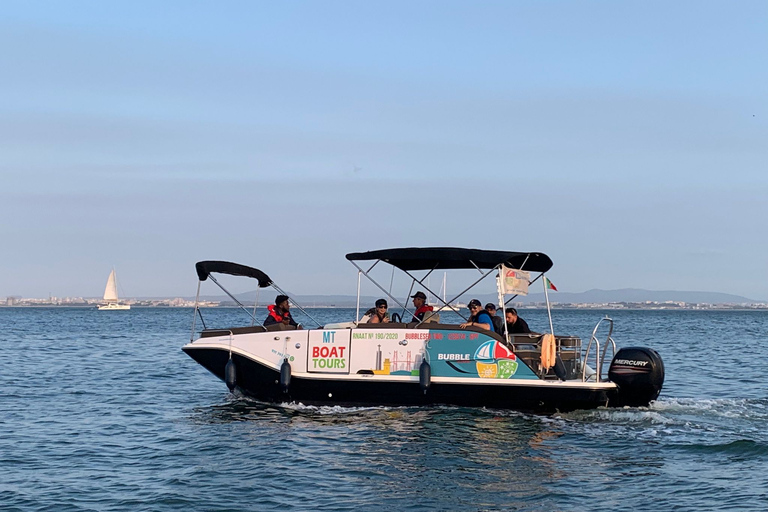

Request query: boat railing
[{"left": 582, "top": 316, "right": 617, "bottom": 382}]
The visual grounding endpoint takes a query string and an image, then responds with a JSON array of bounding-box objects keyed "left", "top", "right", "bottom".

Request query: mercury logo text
[{"left": 614, "top": 359, "right": 649, "bottom": 367}]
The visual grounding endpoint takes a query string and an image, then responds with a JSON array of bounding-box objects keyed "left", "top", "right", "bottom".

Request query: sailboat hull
[{"left": 97, "top": 303, "right": 131, "bottom": 310}]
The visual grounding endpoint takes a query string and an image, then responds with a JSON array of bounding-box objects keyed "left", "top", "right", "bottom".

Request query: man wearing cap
[
  {"left": 410, "top": 291, "right": 433, "bottom": 322},
  {"left": 460, "top": 299, "right": 494, "bottom": 331},
  {"left": 264, "top": 295, "right": 300, "bottom": 328},
  {"left": 485, "top": 303, "right": 504, "bottom": 334}
]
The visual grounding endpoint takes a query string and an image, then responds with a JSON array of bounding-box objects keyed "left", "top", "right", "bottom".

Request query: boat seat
[
  {"left": 420, "top": 313, "right": 440, "bottom": 323},
  {"left": 512, "top": 335, "right": 583, "bottom": 379},
  {"left": 510, "top": 333, "right": 544, "bottom": 344},
  {"left": 356, "top": 322, "right": 410, "bottom": 329},
  {"left": 200, "top": 325, "right": 267, "bottom": 338},
  {"left": 265, "top": 323, "right": 299, "bottom": 332},
  {"left": 324, "top": 321, "right": 357, "bottom": 329}
]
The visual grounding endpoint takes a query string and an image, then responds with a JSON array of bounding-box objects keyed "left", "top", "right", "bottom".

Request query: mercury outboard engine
[{"left": 608, "top": 347, "right": 664, "bottom": 407}]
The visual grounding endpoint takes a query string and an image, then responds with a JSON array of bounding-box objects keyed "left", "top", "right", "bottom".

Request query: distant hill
[{"left": 205, "top": 288, "right": 764, "bottom": 306}]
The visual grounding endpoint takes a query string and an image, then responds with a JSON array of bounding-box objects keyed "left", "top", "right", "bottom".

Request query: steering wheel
[{"left": 391, "top": 313, "right": 402, "bottom": 323}]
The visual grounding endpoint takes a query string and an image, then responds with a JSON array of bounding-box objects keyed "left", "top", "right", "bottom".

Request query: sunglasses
[{"left": 377, "top": 305, "right": 387, "bottom": 309}]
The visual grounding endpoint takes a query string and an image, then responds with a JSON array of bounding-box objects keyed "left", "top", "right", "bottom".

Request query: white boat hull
[
  {"left": 98, "top": 303, "right": 131, "bottom": 310},
  {"left": 182, "top": 325, "right": 630, "bottom": 412}
]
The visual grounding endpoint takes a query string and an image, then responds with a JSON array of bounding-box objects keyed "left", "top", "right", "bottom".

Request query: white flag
[{"left": 499, "top": 265, "right": 530, "bottom": 296}]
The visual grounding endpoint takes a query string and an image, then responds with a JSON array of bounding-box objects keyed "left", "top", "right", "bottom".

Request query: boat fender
[
  {"left": 419, "top": 360, "right": 431, "bottom": 394},
  {"left": 280, "top": 358, "right": 291, "bottom": 393},
  {"left": 224, "top": 358, "right": 236, "bottom": 392}
]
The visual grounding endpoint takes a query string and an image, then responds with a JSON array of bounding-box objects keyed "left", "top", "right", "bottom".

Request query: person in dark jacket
[
  {"left": 505, "top": 308, "right": 531, "bottom": 334},
  {"left": 460, "top": 299, "right": 494, "bottom": 331},
  {"left": 264, "top": 295, "right": 300, "bottom": 328},
  {"left": 485, "top": 303, "right": 504, "bottom": 334}
]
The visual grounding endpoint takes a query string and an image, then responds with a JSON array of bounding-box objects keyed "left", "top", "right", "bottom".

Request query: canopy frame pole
[
  {"left": 401, "top": 280, "right": 416, "bottom": 322},
  {"left": 407, "top": 265, "right": 498, "bottom": 324},
  {"left": 190, "top": 280, "right": 202, "bottom": 341},
  {"left": 208, "top": 274, "right": 259, "bottom": 323},
  {"left": 543, "top": 276, "right": 555, "bottom": 335},
  {"left": 432, "top": 271, "right": 461, "bottom": 316},
  {"left": 402, "top": 265, "right": 451, "bottom": 324},
  {"left": 251, "top": 287, "right": 260, "bottom": 326},
  {"left": 497, "top": 254, "right": 531, "bottom": 341},
  {"left": 497, "top": 270, "right": 509, "bottom": 341},
  {"left": 270, "top": 283, "right": 322, "bottom": 328},
  {"left": 355, "top": 270, "right": 362, "bottom": 325},
  {"left": 401, "top": 265, "right": 450, "bottom": 323},
  {"left": 349, "top": 260, "right": 412, "bottom": 318}
]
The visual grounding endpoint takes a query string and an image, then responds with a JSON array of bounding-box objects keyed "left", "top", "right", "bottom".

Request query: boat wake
[
  {"left": 667, "top": 439, "right": 768, "bottom": 458},
  {"left": 275, "top": 401, "right": 393, "bottom": 415},
  {"left": 651, "top": 396, "right": 768, "bottom": 420}
]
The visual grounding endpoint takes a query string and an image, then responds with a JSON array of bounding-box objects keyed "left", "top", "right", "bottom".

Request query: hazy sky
[{"left": 1, "top": 1, "right": 766, "bottom": 300}]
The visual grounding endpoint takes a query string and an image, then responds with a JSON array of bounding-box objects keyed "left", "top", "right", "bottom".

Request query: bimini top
[
  {"left": 195, "top": 261, "right": 273, "bottom": 288},
  {"left": 346, "top": 247, "right": 553, "bottom": 273}
]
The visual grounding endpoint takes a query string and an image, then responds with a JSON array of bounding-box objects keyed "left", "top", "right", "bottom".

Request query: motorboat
[{"left": 182, "top": 248, "right": 664, "bottom": 412}]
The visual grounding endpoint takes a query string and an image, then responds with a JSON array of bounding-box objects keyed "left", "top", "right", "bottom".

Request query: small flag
[
  {"left": 544, "top": 277, "right": 558, "bottom": 291},
  {"left": 499, "top": 265, "right": 530, "bottom": 295}
]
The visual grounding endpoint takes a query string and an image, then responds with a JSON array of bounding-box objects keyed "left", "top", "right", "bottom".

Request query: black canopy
[
  {"left": 346, "top": 247, "right": 553, "bottom": 273},
  {"left": 195, "top": 261, "right": 273, "bottom": 287}
]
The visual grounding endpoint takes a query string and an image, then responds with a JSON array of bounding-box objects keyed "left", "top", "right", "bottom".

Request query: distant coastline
[{"left": 3, "top": 288, "right": 766, "bottom": 311}]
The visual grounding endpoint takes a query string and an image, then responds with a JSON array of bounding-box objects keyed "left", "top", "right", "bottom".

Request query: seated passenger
[
  {"left": 264, "top": 295, "right": 301, "bottom": 329},
  {"left": 410, "top": 291, "right": 433, "bottom": 322},
  {"left": 505, "top": 308, "right": 531, "bottom": 334},
  {"left": 460, "top": 299, "right": 494, "bottom": 331},
  {"left": 367, "top": 299, "right": 390, "bottom": 323},
  {"left": 485, "top": 303, "right": 504, "bottom": 334}
]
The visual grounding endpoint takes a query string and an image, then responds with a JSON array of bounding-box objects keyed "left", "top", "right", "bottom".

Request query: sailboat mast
[{"left": 443, "top": 272, "right": 447, "bottom": 304}]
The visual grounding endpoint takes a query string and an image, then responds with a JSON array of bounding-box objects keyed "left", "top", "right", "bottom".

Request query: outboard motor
[{"left": 608, "top": 347, "right": 664, "bottom": 407}]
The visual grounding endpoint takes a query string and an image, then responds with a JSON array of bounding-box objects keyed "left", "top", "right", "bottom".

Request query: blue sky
[{"left": 1, "top": 1, "right": 766, "bottom": 299}]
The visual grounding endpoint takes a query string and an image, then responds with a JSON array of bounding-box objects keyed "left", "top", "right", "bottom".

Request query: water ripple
[{"left": 2, "top": 308, "right": 768, "bottom": 510}]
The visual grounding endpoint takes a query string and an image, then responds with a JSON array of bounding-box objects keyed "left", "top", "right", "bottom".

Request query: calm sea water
[{"left": 2, "top": 307, "right": 768, "bottom": 511}]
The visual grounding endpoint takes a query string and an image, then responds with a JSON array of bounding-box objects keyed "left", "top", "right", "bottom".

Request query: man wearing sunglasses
[{"left": 459, "top": 299, "right": 495, "bottom": 332}]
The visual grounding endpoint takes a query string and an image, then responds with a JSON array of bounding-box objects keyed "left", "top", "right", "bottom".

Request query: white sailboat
[
  {"left": 98, "top": 269, "right": 130, "bottom": 310},
  {"left": 429, "top": 273, "right": 466, "bottom": 310}
]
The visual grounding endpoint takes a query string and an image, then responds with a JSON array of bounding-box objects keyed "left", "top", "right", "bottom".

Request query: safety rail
[{"left": 582, "top": 316, "right": 617, "bottom": 382}]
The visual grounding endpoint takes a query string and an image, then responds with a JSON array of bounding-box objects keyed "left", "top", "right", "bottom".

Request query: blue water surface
[{"left": 2, "top": 307, "right": 767, "bottom": 511}]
